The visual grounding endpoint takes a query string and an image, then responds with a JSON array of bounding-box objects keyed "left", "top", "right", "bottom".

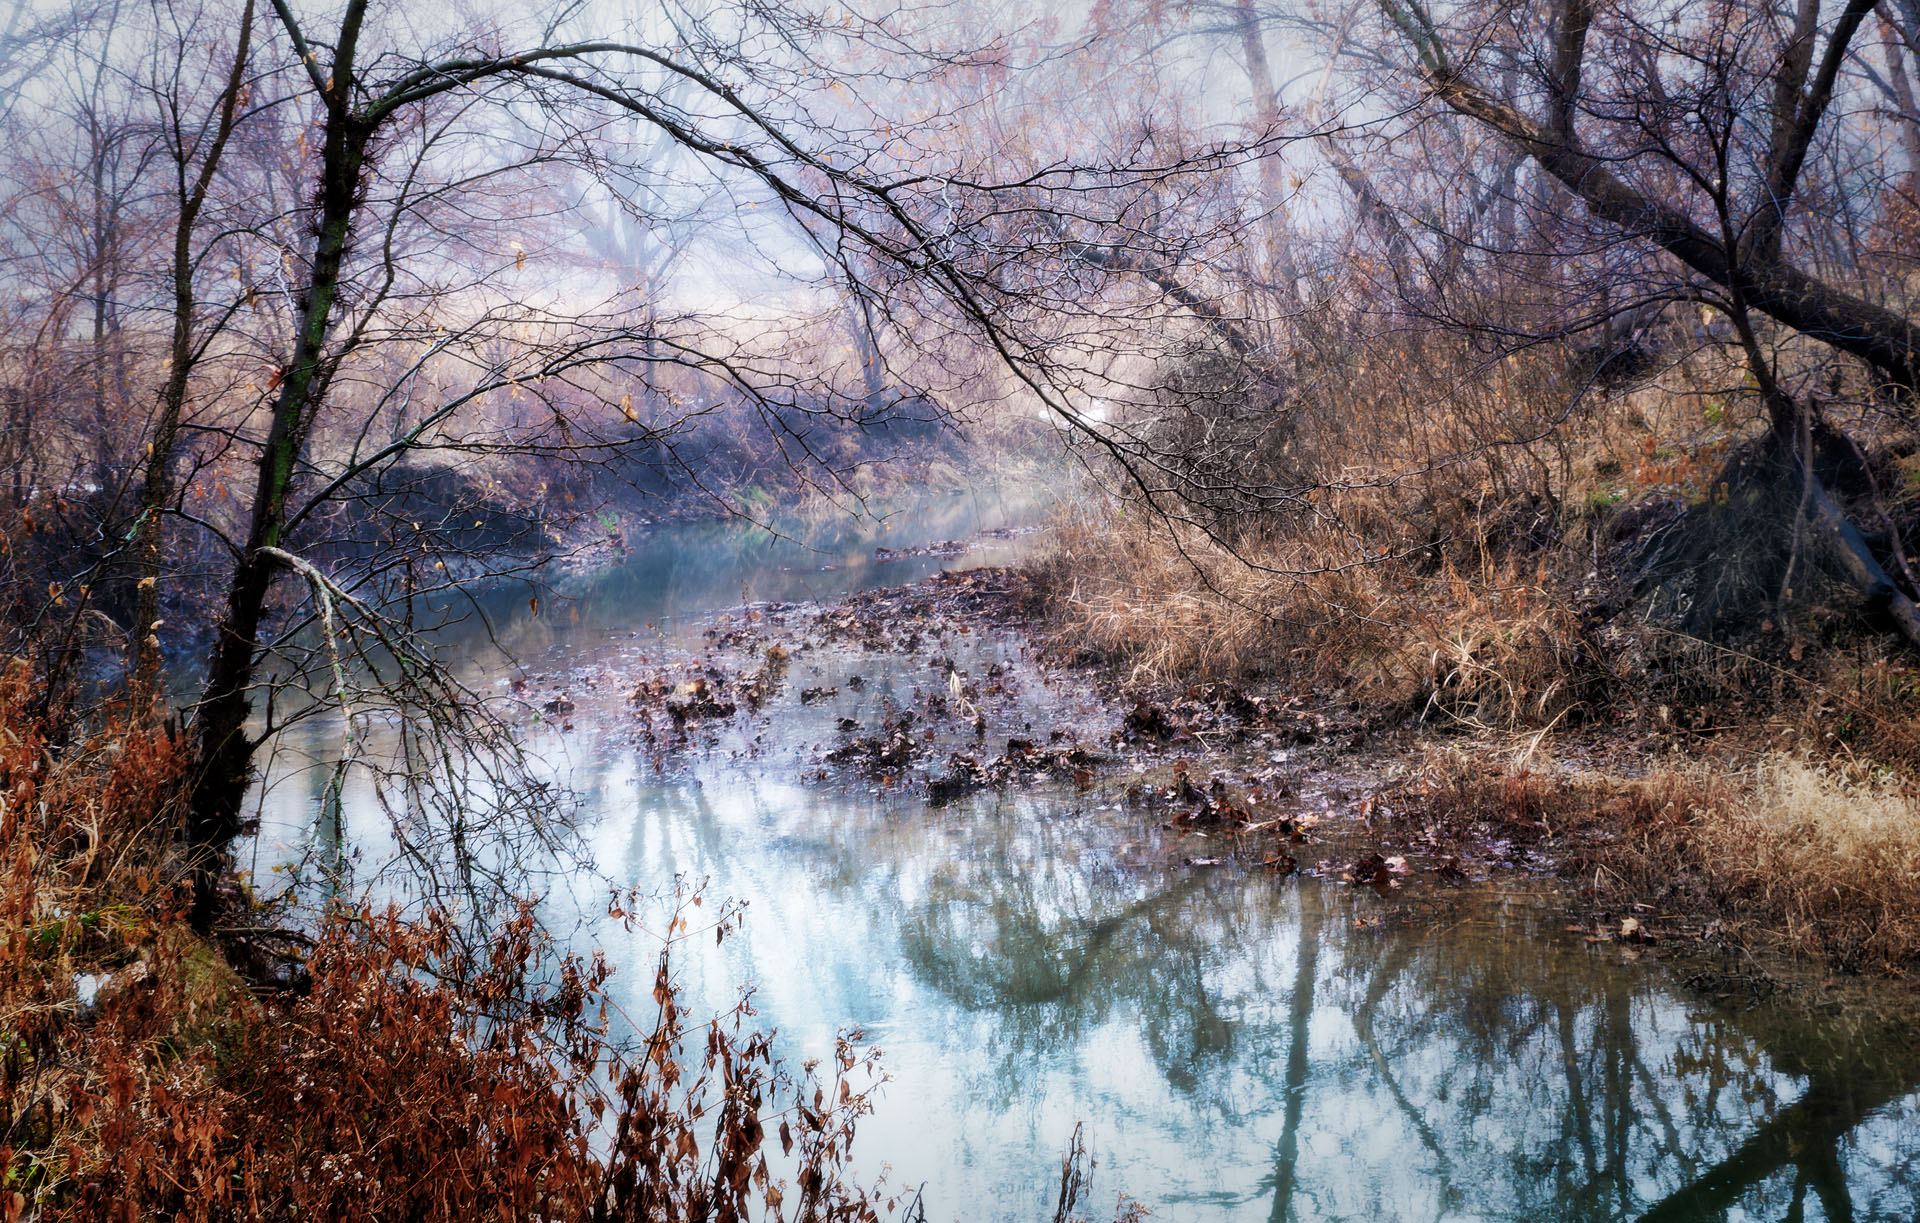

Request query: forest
[{"left": 4, "top": 0, "right": 1920, "bottom": 1218}]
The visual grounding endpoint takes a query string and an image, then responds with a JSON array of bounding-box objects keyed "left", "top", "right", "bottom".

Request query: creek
[{"left": 249, "top": 490, "right": 1920, "bottom": 1221}]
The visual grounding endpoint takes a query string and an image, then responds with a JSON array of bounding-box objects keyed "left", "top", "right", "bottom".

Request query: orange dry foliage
[{"left": 0, "top": 661, "right": 885, "bottom": 1221}]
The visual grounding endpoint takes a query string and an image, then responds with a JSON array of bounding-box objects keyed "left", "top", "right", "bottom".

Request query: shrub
[{"left": 0, "top": 664, "right": 887, "bottom": 1222}]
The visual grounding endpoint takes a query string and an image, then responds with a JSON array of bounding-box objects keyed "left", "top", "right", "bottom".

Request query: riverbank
[
  {"left": 512, "top": 549, "right": 1920, "bottom": 1211},
  {"left": 1014, "top": 502, "right": 1920, "bottom": 990},
  {"left": 620, "top": 558, "right": 1920, "bottom": 1006},
  {"left": 15, "top": 532, "right": 1920, "bottom": 1218}
]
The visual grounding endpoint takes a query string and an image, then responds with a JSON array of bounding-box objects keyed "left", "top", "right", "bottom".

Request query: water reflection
[
  {"left": 593, "top": 737, "right": 1920, "bottom": 1220},
  {"left": 254, "top": 504, "right": 1920, "bottom": 1221},
  {"left": 438, "top": 488, "right": 1043, "bottom": 672}
]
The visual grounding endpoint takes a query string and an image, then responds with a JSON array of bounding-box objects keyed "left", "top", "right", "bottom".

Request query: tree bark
[
  {"left": 186, "top": 1, "right": 370, "bottom": 919},
  {"left": 132, "top": 0, "right": 254, "bottom": 692}
]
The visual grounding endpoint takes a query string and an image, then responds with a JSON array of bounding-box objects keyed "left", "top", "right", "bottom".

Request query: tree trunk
[
  {"left": 1233, "top": 0, "right": 1303, "bottom": 306},
  {"left": 132, "top": 1, "right": 253, "bottom": 693},
  {"left": 1878, "top": 17, "right": 1920, "bottom": 172},
  {"left": 89, "top": 133, "right": 115, "bottom": 499},
  {"left": 844, "top": 296, "right": 889, "bottom": 418},
  {"left": 186, "top": 13, "right": 368, "bottom": 920}
]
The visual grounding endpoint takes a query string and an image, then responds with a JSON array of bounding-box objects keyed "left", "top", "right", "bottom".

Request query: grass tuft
[
  {"left": 1696, "top": 756, "right": 1920, "bottom": 973},
  {"left": 1399, "top": 749, "right": 1920, "bottom": 974}
]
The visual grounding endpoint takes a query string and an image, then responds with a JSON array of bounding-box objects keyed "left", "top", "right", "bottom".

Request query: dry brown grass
[
  {"left": 1415, "top": 573, "right": 1617, "bottom": 730},
  {"left": 1400, "top": 748, "right": 1920, "bottom": 975},
  {"left": 1029, "top": 495, "right": 1621, "bottom": 731},
  {"left": 1030, "top": 499, "right": 1404, "bottom": 687},
  {"left": 1691, "top": 756, "right": 1920, "bottom": 973}
]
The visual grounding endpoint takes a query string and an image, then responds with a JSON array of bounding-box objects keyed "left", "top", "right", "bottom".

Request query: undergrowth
[
  {"left": 0, "top": 660, "right": 892, "bottom": 1221},
  {"left": 1031, "top": 335, "right": 1920, "bottom": 978}
]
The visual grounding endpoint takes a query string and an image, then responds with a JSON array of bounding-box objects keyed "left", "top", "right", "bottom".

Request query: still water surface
[{"left": 254, "top": 493, "right": 1920, "bottom": 1221}]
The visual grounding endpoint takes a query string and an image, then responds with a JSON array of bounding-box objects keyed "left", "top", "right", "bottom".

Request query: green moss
[{"left": 153, "top": 926, "right": 255, "bottom": 1058}]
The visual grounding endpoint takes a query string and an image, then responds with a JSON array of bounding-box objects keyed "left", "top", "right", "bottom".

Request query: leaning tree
[{"left": 1355, "top": 0, "right": 1920, "bottom": 640}]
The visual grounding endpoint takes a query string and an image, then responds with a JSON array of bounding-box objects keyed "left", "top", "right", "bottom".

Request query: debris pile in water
[
  {"left": 631, "top": 669, "right": 738, "bottom": 728},
  {"left": 873, "top": 539, "right": 968, "bottom": 563},
  {"left": 825, "top": 709, "right": 920, "bottom": 772},
  {"left": 1126, "top": 766, "right": 1321, "bottom": 841},
  {"left": 924, "top": 735, "right": 1101, "bottom": 803}
]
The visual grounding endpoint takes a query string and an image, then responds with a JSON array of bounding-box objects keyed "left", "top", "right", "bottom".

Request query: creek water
[{"left": 250, "top": 491, "right": 1920, "bottom": 1221}]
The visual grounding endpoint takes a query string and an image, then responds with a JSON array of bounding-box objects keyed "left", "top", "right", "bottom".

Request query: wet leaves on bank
[{"left": 1116, "top": 685, "right": 1324, "bottom": 747}]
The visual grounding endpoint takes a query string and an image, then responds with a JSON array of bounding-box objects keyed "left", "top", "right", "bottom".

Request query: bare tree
[
  {"left": 1341, "top": 0, "right": 1920, "bottom": 642},
  {"left": 108, "top": 0, "right": 1290, "bottom": 921},
  {"left": 128, "top": 0, "right": 258, "bottom": 688}
]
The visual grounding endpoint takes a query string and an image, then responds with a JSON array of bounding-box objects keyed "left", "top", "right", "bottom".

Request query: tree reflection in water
[
  {"left": 865, "top": 787, "right": 1919, "bottom": 1219},
  {"left": 258, "top": 537, "right": 1920, "bottom": 1219}
]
